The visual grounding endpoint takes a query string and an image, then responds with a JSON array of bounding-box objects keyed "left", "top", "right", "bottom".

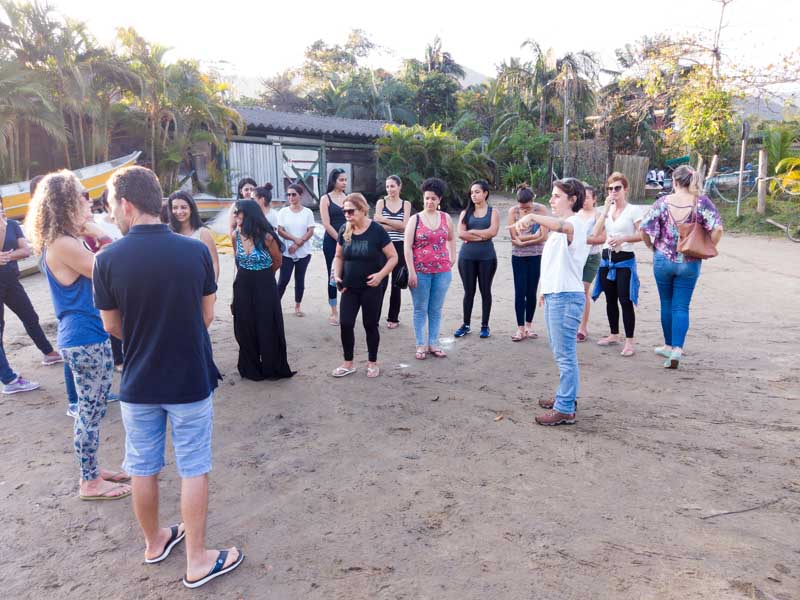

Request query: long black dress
[{"left": 232, "top": 234, "right": 295, "bottom": 381}]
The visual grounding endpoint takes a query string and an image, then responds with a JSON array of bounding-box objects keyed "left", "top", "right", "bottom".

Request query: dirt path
[{"left": 0, "top": 209, "right": 797, "bottom": 599}]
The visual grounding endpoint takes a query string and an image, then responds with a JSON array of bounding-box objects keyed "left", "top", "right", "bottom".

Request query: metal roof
[{"left": 237, "top": 107, "right": 389, "bottom": 139}]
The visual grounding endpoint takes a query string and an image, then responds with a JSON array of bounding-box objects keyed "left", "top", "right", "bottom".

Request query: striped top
[{"left": 381, "top": 200, "right": 405, "bottom": 242}]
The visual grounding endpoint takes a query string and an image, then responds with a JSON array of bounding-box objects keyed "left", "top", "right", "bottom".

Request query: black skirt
[{"left": 232, "top": 267, "right": 295, "bottom": 381}]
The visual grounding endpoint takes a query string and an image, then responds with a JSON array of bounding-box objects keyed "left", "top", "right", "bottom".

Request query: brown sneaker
[{"left": 535, "top": 410, "right": 576, "bottom": 426}]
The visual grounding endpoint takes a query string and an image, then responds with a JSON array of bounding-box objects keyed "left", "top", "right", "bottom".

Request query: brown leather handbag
[{"left": 676, "top": 199, "right": 718, "bottom": 259}]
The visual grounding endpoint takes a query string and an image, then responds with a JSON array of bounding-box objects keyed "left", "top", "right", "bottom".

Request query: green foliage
[
  {"left": 763, "top": 126, "right": 798, "bottom": 175},
  {"left": 376, "top": 124, "right": 491, "bottom": 209}
]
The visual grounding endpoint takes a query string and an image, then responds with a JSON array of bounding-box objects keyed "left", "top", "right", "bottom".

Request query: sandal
[
  {"left": 295, "top": 308, "right": 305, "bottom": 317},
  {"left": 182, "top": 548, "right": 245, "bottom": 589},
  {"left": 415, "top": 348, "right": 427, "bottom": 360},
  {"left": 428, "top": 348, "right": 447, "bottom": 358},
  {"left": 80, "top": 483, "right": 131, "bottom": 501},
  {"left": 597, "top": 336, "right": 620, "bottom": 346},
  {"left": 525, "top": 329, "right": 539, "bottom": 339},
  {"left": 367, "top": 365, "right": 380, "bottom": 378},
  {"left": 620, "top": 345, "right": 636, "bottom": 357},
  {"left": 511, "top": 330, "right": 525, "bottom": 342},
  {"left": 331, "top": 366, "right": 356, "bottom": 377},
  {"left": 576, "top": 332, "right": 587, "bottom": 342},
  {"left": 328, "top": 315, "right": 339, "bottom": 326},
  {"left": 387, "top": 321, "right": 399, "bottom": 329},
  {"left": 145, "top": 523, "right": 185, "bottom": 564}
]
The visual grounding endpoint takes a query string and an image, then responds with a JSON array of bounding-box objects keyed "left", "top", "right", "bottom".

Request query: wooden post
[{"left": 757, "top": 147, "right": 768, "bottom": 215}]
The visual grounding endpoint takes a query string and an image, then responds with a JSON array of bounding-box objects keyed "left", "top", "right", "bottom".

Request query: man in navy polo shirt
[{"left": 94, "top": 166, "right": 243, "bottom": 589}]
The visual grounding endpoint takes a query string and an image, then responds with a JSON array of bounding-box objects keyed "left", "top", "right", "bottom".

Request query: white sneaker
[{"left": 2, "top": 376, "right": 41, "bottom": 395}]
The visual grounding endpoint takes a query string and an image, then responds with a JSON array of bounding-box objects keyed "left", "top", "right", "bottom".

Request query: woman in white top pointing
[{"left": 512, "top": 178, "right": 590, "bottom": 426}]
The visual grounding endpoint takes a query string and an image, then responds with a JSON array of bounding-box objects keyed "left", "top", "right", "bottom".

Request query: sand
[{"left": 0, "top": 198, "right": 798, "bottom": 599}]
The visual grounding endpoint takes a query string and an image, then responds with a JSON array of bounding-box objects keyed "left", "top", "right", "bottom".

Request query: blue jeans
[
  {"left": 120, "top": 394, "right": 214, "bottom": 479},
  {"left": 410, "top": 271, "right": 452, "bottom": 347},
  {"left": 653, "top": 251, "right": 701, "bottom": 349},
  {"left": 544, "top": 292, "right": 585, "bottom": 414},
  {"left": 0, "top": 340, "right": 17, "bottom": 384}
]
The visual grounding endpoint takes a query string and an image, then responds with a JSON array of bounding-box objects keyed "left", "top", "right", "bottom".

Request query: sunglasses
[
  {"left": 343, "top": 208, "right": 356, "bottom": 215},
  {"left": 286, "top": 192, "right": 299, "bottom": 197},
  {"left": 606, "top": 185, "right": 624, "bottom": 192}
]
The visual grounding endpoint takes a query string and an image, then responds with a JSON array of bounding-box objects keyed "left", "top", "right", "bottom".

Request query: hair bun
[
  {"left": 516, "top": 183, "right": 530, "bottom": 191},
  {"left": 263, "top": 182, "right": 273, "bottom": 191}
]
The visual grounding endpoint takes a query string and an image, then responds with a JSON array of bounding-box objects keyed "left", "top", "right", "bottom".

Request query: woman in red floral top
[{"left": 404, "top": 178, "right": 457, "bottom": 360}]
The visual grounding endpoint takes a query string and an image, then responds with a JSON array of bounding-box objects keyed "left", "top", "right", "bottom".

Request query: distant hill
[
  {"left": 459, "top": 66, "right": 490, "bottom": 88},
  {"left": 734, "top": 95, "right": 799, "bottom": 122}
]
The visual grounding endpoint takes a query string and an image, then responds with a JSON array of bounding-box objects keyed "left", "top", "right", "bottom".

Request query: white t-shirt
[
  {"left": 603, "top": 203, "right": 642, "bottom": 253},
  {"left": 264, "top": 209, "right": 278, "bottom": 229},
  {"left": 540, "top": 215, "right": 590, "bottom": 294},
  {"left": 277, "top": 206, "right": 315, "bottom": 259}
]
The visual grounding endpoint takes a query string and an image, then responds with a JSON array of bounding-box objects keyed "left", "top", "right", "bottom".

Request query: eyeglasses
[
  {"left": 606, "top": 184, "right": 624, "bottom": 192},
  {"left": 286, "top": 192, "right": 299, "bottom": 197},
  {"left": 342, "top": 208, "right": 356, "bottom": 215}
]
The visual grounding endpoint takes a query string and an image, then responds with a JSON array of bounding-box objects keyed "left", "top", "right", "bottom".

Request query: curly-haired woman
[{"left": 26, "top": 170, "right": 130, "bottom": 500}]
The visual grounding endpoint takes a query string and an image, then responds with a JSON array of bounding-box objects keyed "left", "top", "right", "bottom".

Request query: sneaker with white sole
[
  {"left": 42, "top": 352, "right": 64, "bottom": 366},
  {"left": 2, "top": 376, "right": 40, "bottom": 395}
]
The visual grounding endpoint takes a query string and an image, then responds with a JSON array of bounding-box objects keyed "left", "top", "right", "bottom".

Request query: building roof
[{"left": 237, "top": 107, "right": 389, "bottom": 139}]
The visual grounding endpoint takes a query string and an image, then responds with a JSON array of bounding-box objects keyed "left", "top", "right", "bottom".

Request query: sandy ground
[{"left": 0, "top": 199, "right": 798, "bottom": 600}]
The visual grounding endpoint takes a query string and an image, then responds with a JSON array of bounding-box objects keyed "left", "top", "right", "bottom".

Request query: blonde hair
[
  {"left": 25, "top": 170, "right": 85, "bottom": 254},
  {"left": 342, "top": 193, "right": 369, "bottom": 244}
]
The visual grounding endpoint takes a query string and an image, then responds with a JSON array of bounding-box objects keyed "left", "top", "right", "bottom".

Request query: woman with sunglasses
[
  {"left": 592, "top": 172, "right": 643, "bottom": 357},
  {"left": 507, "top": 184, "right": 548, "bottom": 342},
  {"left": 168, "top": 191, "right": 220, "bottom": 282},
  {"left": 331, "top": 194, "right": 397, "bottom": 378},
  {"left": 231, "top": 200, "right": 294, "bottom": 381},
  {"left": 374, "top": 175, "right": 411, "bottom": 329},
  {"left": 320, "top": 169, "right": 348, "bottom": 325},
  {"left": 277, "top": 183, "right": 316, "bottom": 317}
]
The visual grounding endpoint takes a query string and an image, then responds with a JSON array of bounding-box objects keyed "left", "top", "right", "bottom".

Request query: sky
[{"left": 27, "top": 0, "right": 800, "bottom": 94}]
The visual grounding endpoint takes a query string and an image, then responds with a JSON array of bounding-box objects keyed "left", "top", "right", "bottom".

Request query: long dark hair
[
  {"left": 167, "top": 190, "right": 203, "bottom": 232},
  {"left": 464, "top": 179, "right": 490, "bottom": 229},
  {"left": 326, "top": 168, "right": 346, "bottom": 194},
  {"left": 234, "top": 199, "right": 283, "bottom": 252}
]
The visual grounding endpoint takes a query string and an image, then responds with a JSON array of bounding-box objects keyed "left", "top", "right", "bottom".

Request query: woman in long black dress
[{"left": 231, "top": 200, "right": 295, "bottom": 381}]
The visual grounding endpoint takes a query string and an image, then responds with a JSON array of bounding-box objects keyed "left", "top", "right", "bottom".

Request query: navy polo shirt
[{"left": 93, "top": 224, "right": 220, "bottom": 404}]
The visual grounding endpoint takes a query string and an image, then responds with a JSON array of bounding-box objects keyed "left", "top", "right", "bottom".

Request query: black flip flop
[
  {"left": 182, "top": 548, "right": 245, "bottom": 589},
  {"left": 145, "top": 524, "right": 185, "bottom": 564}
]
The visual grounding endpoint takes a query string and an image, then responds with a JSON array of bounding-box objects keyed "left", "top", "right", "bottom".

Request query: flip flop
[
  {"left": 525, "top": 329, "right": 539, "bottom": 339},
  {"left": 620, "top": 347, "right": 636, "bottom": 357},
  {"left": 331, "top": 366, "right": 356, "bottom": 377},
  {"left": 511, "top": 331, "right": 525, "bottom": 342},
  {"left": 428, "top": 348, "right": 447, "bottom": 358},
  {"left": 387, "top": 322, "right": 399, "bottom": 329},
  {"left": 80, "top": 483, "right": 131, "bottom": 501},
  {"left": 415, "top": 349, "right": 427, "bottom": 360},
  {"left": 576, "top": 332, "right": 587, "bottom": 342},
  {"left": 102, "top": 471, "right": 131, "bottom": 484},
  {"left": 597, "top": 336, "right": 620, "bottom": 346},
  {"left": 145, "top": 524, "right": 186, "bottom": 564},
  {"left": 367, "top": 366, "right": 380, "bottom": 378},
  {"left": 295, "top": 309, "right": 305, "bottom": 317},
  {"left": 328, "top": 316, "right": 339, "bottom": 326},
  {"left": 182, "top": 548, "right": 245, "bottom": 589}
]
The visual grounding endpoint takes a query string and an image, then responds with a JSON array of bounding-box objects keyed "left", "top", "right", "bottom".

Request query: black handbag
[{"left": 394, "top": 265, "right": 409, "bottom": 289}]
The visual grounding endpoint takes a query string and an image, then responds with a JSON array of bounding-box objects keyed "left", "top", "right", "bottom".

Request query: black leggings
[
  {"left": 380, "top": 241, "right": 406, "bottom": 323},
  {"left": 458, "top": 257, "right": 497, "bottom": 327},
  {"left": 0, "top": 276, "right": 53, "bottom": 355},
  {"left": 599, "top": 250, "right": 636, "bottom": 338},
  {"left": 323, "top": 235, "right": 338, "bottom": 304},
  {"left": 277, "top": 255, "right": 311, "bottom": 303},
  {"left": 340, "top": 285, "right": 382, "bottom": 362}
]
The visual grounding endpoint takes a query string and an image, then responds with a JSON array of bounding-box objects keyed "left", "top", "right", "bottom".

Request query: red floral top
[{"left": 413, "top": 212, "right": 451, "bottom": 274}]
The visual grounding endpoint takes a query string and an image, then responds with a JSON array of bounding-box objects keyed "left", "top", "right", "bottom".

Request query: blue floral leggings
[{"left": 61, "top": 340, "right": 113, "bottom": 481}]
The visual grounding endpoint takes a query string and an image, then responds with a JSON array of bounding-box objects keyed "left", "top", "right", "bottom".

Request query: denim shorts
[{"left": 120, "top": 394, "right": 213, "bottom": 478}]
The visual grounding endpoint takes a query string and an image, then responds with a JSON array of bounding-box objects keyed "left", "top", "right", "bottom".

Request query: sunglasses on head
[
  {"left": 607, "top": 184, "right": 624, "bottom": 192},
  {"left": 343, "top": 208, "right": 356, "bottom": 215}
]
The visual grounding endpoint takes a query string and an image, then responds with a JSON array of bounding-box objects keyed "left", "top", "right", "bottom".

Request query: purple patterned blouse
[{"left": 640, "top": 195, "right": 722, "bottom": 263}]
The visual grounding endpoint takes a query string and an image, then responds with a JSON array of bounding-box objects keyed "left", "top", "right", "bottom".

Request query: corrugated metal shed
[{"left": 237, "top": 107, "right": 388, "bottom": 139}]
